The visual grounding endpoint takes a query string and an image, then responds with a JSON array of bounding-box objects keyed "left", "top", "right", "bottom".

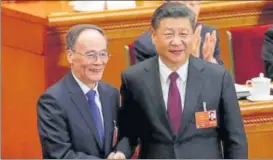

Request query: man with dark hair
[
  {"left": 209, "top": 111, "right": 217, "bottom": 121},
  {"left": 262, "top": 26, "right": 273, "bottom": 80},
  {"left": 109, "top": 2, "right": 247, "bottom": 159},
  {"left": 132, "top": 1, "right": 223, "bottom": 65},
  {"left": 37, "top": 24, "right": 120, "bottom": 158}
]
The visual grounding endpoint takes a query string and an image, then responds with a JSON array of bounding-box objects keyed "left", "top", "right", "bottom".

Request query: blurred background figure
[{"left": 262, "top": 26, "right": 273, "bottom": 80}]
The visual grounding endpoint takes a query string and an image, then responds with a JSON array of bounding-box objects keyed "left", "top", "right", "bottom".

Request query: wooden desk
[
  {"left": 240, "top": 100, "right": 273, "bottom": 158},
  {"left": 2, "top": 1, "right": 273, "bottom": 158}
]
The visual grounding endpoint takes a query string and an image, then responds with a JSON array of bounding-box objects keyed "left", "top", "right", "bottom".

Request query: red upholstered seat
[
  {"left": 228, "top": 24, "right": 272, "bottom": 84},
  {"left": 128, "top": 43, "right": 136, "bottom": 65}
]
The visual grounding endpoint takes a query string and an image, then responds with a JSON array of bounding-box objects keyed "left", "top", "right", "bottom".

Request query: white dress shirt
[
  {"left": 72, "top": 73, "right": 104, "bottom": 127},
  {"left": 158, "top": 57, "right": 189, "bottom": 111}
]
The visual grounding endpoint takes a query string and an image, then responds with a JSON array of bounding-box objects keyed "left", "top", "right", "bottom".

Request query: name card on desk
[{"left": 107, "top": 1, "right": 136, "bottom": 10}]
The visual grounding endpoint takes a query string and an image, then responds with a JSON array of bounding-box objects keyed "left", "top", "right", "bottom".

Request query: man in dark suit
[
  {"left": 262, "top": 26, "right": 273, "bottom": 80},
  {"left": 133, "top": 1, "right": 223, "bottom": 65},
  {"left": 37, "top": 24, "right": 120, "bottom": 159},
  {"left": 110, "top": 2, "right": 247, "bottom": 159}
]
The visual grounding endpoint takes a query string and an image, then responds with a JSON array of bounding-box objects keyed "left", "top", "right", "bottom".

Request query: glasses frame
[{"left": 72, "top": 50, "right": 111, "bottom": 62}]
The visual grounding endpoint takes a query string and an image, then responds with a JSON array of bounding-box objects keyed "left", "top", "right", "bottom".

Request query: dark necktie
[
  {"left": 86, "top": 90, "right": 104, "bottom": 144},
  {"left": 167, "top": 72, "right": 182, "bottom": 135}
]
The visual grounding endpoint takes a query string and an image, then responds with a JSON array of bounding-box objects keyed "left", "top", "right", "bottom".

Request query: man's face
[
  {"left": 151, "top": 17, "right": 194, "bottom": 67},
  {"left": 168, "top": 1, "right": 200, "bottom": 21},
  {"left": 67, "top": 29, "right": 109, "bottom": 85},
  {"left": 210, "top": 112, "right": 216, "bottom": 118}
]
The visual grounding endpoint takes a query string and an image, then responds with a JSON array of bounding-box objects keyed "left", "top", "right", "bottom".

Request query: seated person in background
[
  {"left": 262, "top": 26, "right": 273, "bottom": 80},
  {"left": 133, "top": 0, "right": 223, "bottom": 65},
  {"left": 37, "top": 24, "right": 120, "bottom": 159}
]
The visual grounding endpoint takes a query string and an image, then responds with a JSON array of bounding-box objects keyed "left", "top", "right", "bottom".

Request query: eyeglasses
[{"left": 73, "top": 50, "right": 111, "bottom": 61}]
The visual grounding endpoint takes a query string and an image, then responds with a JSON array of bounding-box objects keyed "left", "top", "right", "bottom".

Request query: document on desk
[
  {"left": 235, "top": 83, "right": 251, "bottom": 92},
  {"left": 107, "top": 1, "right": 136, "bottom": 10},
  {"left": 235, "top": 83, "right": 251, "bottom": 99},
  {"left": 70, "top": 1, "right": 105, "bottom": 12}
]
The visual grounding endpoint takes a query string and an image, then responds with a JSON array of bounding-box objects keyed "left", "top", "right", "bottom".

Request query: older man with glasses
[{"left": 37, "top": 24, "right": 120, "bottom": 159}]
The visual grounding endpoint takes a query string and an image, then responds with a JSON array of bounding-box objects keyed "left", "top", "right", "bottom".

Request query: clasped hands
[
  {"left": 107, "top": 151, "right": 126, "bottom": 159},
  {"left": 190, "top": 25, "right": 218, "bottom": 64}
]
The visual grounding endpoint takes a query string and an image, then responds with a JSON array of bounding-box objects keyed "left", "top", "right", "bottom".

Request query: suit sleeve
[
  {"left": 213, "top": 30, "right": 224, "bottom": 65},
  {"left": 262, "top": 28, "right": 273, "bottom": 80},
  {"left": 219, "top": 70, "right": 248, "bottom": 158},
  {"left": 37, "top": 94, "right": 100, "bottom": 159},
  {"left": 115, "top": 73, "right": 139, "bottom": 158},
  {"left": 133, "top": 35, "right": 157, "bottom": 64}
]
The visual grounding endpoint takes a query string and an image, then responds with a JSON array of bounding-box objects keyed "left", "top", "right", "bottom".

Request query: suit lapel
[
  {"left": 176, "top": 56, "right": 205, "bottom": 140},
  {"left": 142, "top": 57, "right": 173, "bottom": 140},
  {"left": 98, "top": 82, "right": 113, "bottom": 155},
  {"left": 65, "top": 72, "right": 103, "bottom": 149}
]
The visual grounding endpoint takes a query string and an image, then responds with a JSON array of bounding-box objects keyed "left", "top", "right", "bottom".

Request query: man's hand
[
  {"left": 107, "top": 151, "right": 126, "bottom": 159},
  {"left": 107, "top": 152, "right": 116, "bottom": 159},
  {"left": 202, "top": 30, "right": 218, "bottom": 64},
  {"left": 190, "top": 25, "right": 202, "bottom": 58}
]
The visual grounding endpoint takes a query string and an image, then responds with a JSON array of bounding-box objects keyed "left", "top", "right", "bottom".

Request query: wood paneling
[
  {"left": 1, "top": 46, "right": 45, "bottom": 158},
  {"left": 240, "top": 100, "right": 273, "bottom": 158}
]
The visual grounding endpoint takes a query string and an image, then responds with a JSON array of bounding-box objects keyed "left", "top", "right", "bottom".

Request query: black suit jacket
[
  {"left": 262, "top": 26, "right": 273, "bottom": 80},
  {"left": 133, "top": 23, "right": 223, "bottom": 65},
  {"left": 37, "top": 72, "right": 120, "bottom": 159},
  {"left": 116, "top": 56, "right": 247, "bottom": 159}
]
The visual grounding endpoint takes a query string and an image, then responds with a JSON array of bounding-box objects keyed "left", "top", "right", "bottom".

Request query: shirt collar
[
  {"left": 158, "top": 57, "right": 189, "bottom": 84},
  {"left": 71, "top": 72, "right": 99, "bottom": 95}
]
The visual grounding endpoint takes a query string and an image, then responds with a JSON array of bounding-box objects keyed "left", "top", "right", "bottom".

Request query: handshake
[{"left": 107, "top": 151, "right": 126, "bottom": 159}]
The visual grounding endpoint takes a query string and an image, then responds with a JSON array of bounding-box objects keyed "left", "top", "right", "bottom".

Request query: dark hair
[
  {"left": 66, "top": 24, "right": 105, "bottom": 51},
  {"left": 151, "top": 2, "right": 195, "bottom": 30}
]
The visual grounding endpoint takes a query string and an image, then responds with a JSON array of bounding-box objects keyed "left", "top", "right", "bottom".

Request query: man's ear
[
  {"left": 66, "top": 50, "right": 73, "bottom": 64},
  {"left": 150, "top": 28, "right": 156, "bottom": 45}
]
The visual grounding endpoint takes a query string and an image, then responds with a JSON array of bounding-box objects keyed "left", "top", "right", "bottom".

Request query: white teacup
[{"left": 246, "top": 73, "right": 271, "bottom": 99}]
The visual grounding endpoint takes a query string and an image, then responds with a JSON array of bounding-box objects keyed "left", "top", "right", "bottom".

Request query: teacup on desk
[{"left": 246, "top": 73, "right": 272, "bottom": 101}]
